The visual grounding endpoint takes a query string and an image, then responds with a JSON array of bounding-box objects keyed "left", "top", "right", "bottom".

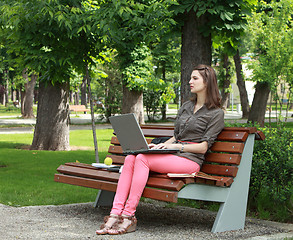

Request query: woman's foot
[
  {"left": 95, "top": 214, "right": 120, "bottom": 235},
  {"left": 108, "top": 214, "right": 137, "bottom": 235}
]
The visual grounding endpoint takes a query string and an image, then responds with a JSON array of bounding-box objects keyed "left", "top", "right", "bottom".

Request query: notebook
[{"left": 109, "top": 113, "right": 180, "bottom": 155}]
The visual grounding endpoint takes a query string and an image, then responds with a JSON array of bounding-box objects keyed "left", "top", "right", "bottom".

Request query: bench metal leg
[
  {"left": 93, "top": 190, "right": 115, "bottom": 208},
  {"left": 211, "top": 134, "right": 255, "bottom": 233}
]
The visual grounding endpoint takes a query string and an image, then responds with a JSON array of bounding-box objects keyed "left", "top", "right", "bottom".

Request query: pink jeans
[{"left": 110, "top": 154, "right": 200, "bottom": 216}]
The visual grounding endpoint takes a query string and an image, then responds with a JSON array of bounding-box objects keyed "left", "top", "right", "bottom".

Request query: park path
[{"left": 0, "top": 201, "right": 292, "bottom": 240}]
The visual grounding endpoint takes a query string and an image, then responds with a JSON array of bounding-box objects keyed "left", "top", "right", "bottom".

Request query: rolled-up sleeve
[{"left": 201, "top": 109, "right": 225, "bottom": 148}]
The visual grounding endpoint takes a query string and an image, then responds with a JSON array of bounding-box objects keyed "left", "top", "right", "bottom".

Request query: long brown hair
[{"left": 190, "top": 64, "right": 221, "bottom": 109}]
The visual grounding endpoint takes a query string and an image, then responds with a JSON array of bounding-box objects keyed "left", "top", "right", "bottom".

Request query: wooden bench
[
  {"left": 69, "top": 105, "right": 90, "bottom": 114},
  {"left": 54, "top": 125, "right": 265, "bottom": 233}
]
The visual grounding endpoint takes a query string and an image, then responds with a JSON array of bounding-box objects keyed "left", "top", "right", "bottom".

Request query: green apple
[{"left": 104, "top": 157, "right": 113, "bottom": 166}]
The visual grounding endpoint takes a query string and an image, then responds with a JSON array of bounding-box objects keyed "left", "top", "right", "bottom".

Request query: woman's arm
[{"left": 165, "top": 141, "right": 208, "bottom": 154}]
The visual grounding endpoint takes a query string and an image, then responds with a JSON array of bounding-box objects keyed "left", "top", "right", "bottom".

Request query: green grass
[
  {"left": 0, "top": 103, "right": 38, "bottom": 116},
  {"left": 0, "top": 104, "right": 21, "bottom": 116},
  {"left": 0, "top": 129, "right": 112, "bottom": 207}
]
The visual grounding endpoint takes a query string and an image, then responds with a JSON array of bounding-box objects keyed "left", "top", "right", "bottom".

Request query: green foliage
[
  {"left": 97, "top": 0, "right": 177, "bottom": 97},
  {"left": 249, "top": 126, "right": 293, "bottom": 222},
  {"left": 245, "top": 0, "right": 293, "bottom": 124},
  {"left": 0, "top": 0, "right": 105, "bottom": 83},
  {"left": 91, "top": 56, "right": 123, "bottom": 120},
  {"left": 123, "top": 44, "right": 153, "bottom": 91},
  {"left": 98, "top": 0, "right": 174, "bottom": 52},
  {"left": 171, "top": 0, "right": 255, "bottom": 45},
  {"left": 247, "top": 0, "right": 293, "bottom": 83},
  {"left": 143, "top": 78, "right": 175, "bottom": 121}
]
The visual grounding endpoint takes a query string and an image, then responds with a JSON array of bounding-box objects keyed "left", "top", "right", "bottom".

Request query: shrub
[{"left": 249, "top": 126, "right": 293, "bottom": 222}]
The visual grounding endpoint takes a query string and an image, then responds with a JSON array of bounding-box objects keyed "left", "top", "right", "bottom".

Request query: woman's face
[{"left": 189, "top": 70, "right": 207, "bottom": 94}]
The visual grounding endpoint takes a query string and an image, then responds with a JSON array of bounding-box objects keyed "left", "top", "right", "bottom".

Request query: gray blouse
[{"left": 173, "top": 100, "right": 225, "bottom": 167}]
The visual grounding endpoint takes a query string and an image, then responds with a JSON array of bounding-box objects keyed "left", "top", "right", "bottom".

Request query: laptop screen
[{"left": 109, "top": 113, "right": 149, "bottom": 152}]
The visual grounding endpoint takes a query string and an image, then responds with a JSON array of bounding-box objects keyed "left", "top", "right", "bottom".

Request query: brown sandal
[
  {"left": 108, "top": 215, "right": 137, "bottom": 235},
  {"left": 95, "top": 214, "right": 120, "bottom": 235}
]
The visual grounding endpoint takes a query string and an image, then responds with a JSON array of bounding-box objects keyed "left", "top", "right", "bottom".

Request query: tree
[
  {"left": 233, "top": 49, "right": 250, "bottom": 118},
  {"left": 97, "top": 0, "right": 174, "bottom": 123},
  {"left": 151, "top": 34, "right": 181, "bottom": 119},
  {"left": 21, "top": 69, "right": 36, "bottom": 118},
  {"left": 170, "top": 0, "right": 254, "bottom": 104},
  {"left": 1, "top": 0, "right": 105, "bottom": 150},
  {"left": 246, "top": 0, "right": 293, "bottom": 126}
]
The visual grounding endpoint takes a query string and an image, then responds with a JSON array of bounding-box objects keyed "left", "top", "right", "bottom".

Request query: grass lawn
[
  {"left": 0, "top": 129, "right": 112, "bottom": 207},
  {"left": 0, "top": 104, "right": 38, "bottom": 117},
  {"left": 0, "top": 105, "right": 21, "bottom": 116}
]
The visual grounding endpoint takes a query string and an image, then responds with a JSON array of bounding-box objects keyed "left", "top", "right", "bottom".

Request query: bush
[{"left": 249, "top": 126, "right": 293, "bottom": 222}]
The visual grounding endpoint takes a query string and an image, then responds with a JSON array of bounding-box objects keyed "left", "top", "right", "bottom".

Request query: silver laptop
[{"left": 109, "top": 113, "right": 180, "bottom": 155}]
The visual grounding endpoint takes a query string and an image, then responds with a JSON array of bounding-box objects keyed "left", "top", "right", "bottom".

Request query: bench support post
[
  {"left": 211, "top": 134, "right": 255, "bottom": 233},
  {"left": 94, "top": 190, "right": 115, "bottom": 208}
]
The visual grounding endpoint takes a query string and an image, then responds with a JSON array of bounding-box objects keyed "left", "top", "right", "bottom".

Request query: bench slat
[
  {"left": 108, "top": 145, "right": 124, "bottom": 155},
  {"left": 205, "top": 153, "right": 241, "bottom": 165},
  {"left": 143, "top": 187, "right": 178, "bottom": 203},
  {"left": 146, "top": 177, "right": 185, "bottom": 191},
  {"left": 217, "top": 131, "right": 248, "bottom": 142},
  {"left": 57, "top": 165, "right": 185, "bottom": 191},
  {"left": 210, "top": 142, "right": 244, "bottom": 153},
  {"left": 54, "top": 174, "right": 118, "bottom": 192},
  {"left": 106, "top": 155, "right": 125, "bottom": 165},
  {"left": 201, "top": 164, "right": 238, "bottom": 177},
  {"left": 54, "top": 174, "right": 178, "bottom": 203},
  {"left": 57, "top": 165, "right": 120, "bottom": 182}
]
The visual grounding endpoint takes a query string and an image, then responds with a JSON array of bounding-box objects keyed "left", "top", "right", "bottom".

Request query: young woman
[{"left": 96, "top": 64, "right": 225, "bottom": 235}]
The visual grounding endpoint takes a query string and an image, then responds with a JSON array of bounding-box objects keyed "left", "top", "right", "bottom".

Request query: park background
[{"left": 0, "top": 0, "right": 292, "bottom": 226}]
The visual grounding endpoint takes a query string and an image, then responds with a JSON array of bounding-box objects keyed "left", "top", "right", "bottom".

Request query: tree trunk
[
  {"left": 21, "top": 69, "right": 28, "bottom": 115},
  {"left": 4, "top": 70, "right": 9, "bottom": 106},
  {"left": 220, "top": 54, "right": 231, "bottom": 110},
  {"left": 11, "top": 87, "right": 15, "bottom": 102},
  {"left": 248, "top": 81, "right": 271, "bottom": 127},
  {"left": 81, "top": 75, "right": 87, "bottom": 107},
  {"left": 69, "top": 90, "right": 74, "bottom": 103},
  {"left": 22, "top": 74, "right": 37, "bottom": 118},
  {"left": 122, "top": 83, "right": 144, "bottom": 124},
  {"left": 74, "top": 89, "right": 80, "bottom": 105},
  {"left": 161, "top": 63, "right": 167, "bottom": 120},
  {"left": 16, "top": 89, "right": 20, "bottom": 102},
  {"left": 233, "top": 49, "right": 250, "bottom": 118},
  {"left": 85, "top": 63, "right": 99, "bottom": 163},
  {"left": 30, "top": 81, "right": 70, "bottom": 151},
  {"left": 0, "top": 85, "right": 5, "bottom": 105},
  {"left": 181, "top": 11, "right": 212, "bottom": 104}
]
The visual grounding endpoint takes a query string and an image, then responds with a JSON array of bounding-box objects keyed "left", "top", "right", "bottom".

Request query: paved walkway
[
  {"left": 1, "top": 110, "right": 292, "bottom": 134},
  {"left": 0, "top": 201, "right": 292, "bottom": 240}
]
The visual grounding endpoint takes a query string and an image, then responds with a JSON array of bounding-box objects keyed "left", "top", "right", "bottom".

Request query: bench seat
[{"left": 69, "top": 105, "right": 90, "bottom": 114}]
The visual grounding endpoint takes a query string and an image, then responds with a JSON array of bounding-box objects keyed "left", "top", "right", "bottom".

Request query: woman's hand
[
  {"left": 149, "top": 141, "right": 208, "bottom": 154},
  {"left": 149, "top": 143, "right": 178, "bottom": 150},
  {"left": 149, "top": 143, "right": 166, "bottom": 149}
]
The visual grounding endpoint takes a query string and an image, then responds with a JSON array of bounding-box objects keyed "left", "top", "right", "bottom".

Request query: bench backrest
[{"left": 107, "top": 125, "right": 263, "bottom": 187}]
